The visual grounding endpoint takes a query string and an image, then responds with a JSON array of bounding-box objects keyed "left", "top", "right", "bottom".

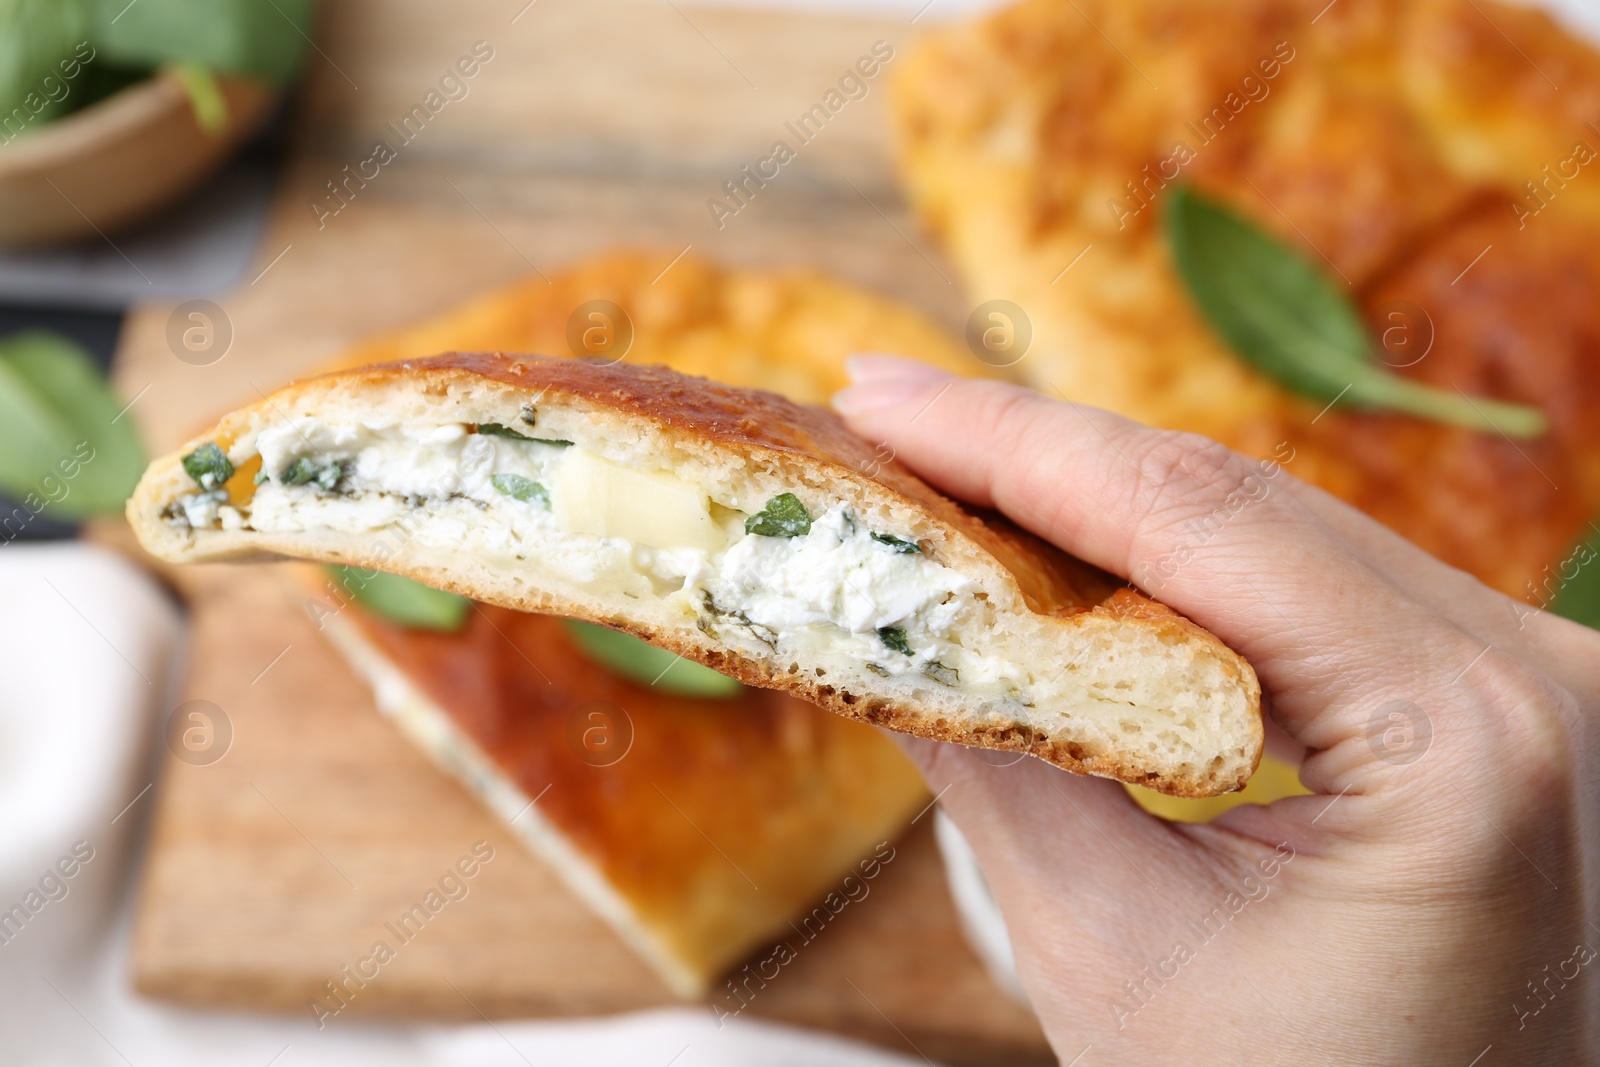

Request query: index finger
[{"left": 831, "top": 357, "right": 1486, "bottom": 759}]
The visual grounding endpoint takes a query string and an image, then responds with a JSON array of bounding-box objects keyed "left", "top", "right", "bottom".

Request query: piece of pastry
[
  {"left": 311, "top": 588, "right": 926, "bottom": 997},
  {"left": 891, "top": 0, "right": 1600, "bottom": 597},
  {"left": 128, "top": 354, "right": 1262, "bottom": 797}
]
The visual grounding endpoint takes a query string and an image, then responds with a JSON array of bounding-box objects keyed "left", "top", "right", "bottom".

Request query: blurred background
[{"left": 3, "top": 0, "right": 1598, "bottom": 1064}]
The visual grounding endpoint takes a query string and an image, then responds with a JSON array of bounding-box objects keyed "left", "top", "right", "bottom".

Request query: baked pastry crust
[
  {"left": 892, "top": 0, "right": 1600, "bottom": 597},
  {"left": 313, "top": 591, "right": 927, "bottom": 997},
  {"left": 333, "top": 248, "right": 979, "bottom": 406}
]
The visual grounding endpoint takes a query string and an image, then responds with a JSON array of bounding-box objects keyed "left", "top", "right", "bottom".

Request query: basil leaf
[
  {"left": 1551, "top": 526, "right": 1600, "bottom": 631},
  {"left": 1166, "top": 187, "right": 1547, "bottom": 438},
  {"left": 878, "top": 626, "right": 912, "bottom": 656},
  {"left": 491, "top": 473, "right": 549, "bottom": 506},
  {"left": 89, "top": 0, "right": 314, "bottom": 83},
  {"left": 182, "top": 443, "right": 233, "bottom": 489},
  {"left": 477, "top": 422, "right": 532, "bottom": 441},
  {"left": 745, "top": 493, "right": 812, "bottom": 537},
  {"left": 329, "top": 566, "right": 470, "bottom": 632},
  {"left": 479, "top": 422, "right": 572, "bottom": 448},
  {"left": 280, "top": 456, "right": 341, "bottom": 490},
  {"left": 279, "top": 457, "right": 315, "bottom": 485},
  {"left": 871, "top": 531, "right": 920, "bottom": 554},
  {"left": 0, "top": 0, "right": 92, "bottom": 134},
  {"left": 564, "top": 619, "right": 743, "bottom": 698},
  {"left": 0, "top": 331, "right": 147, "bottom": 520}
]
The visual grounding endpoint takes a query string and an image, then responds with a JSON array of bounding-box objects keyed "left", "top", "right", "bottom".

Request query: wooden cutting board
[{"left": 110, "top": 0, "right": 1051, "bottom": 1062}]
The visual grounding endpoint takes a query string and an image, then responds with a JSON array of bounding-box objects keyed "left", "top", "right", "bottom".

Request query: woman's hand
[{"left": 833, "top": 355, "right": 1599, "bottom": 1066}]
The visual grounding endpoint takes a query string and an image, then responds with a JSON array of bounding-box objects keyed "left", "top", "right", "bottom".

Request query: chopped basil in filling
[
  {"left": 476, "top": 422, "right": 533, "bottom": 441},
  {"left": 491, "top": 473, "right": 549, "bottom": 506},
  {"left": 870, "top": 531, "right": 921, "bottom": 554},
  {"left": 878, "top": 626, "right": 913, "bottom": 656},
  {"left": 281, "top": 456, "right": 342, "bottom": 490},
  {"left": 744, "top": 492, "right": 812, "bottom": 537},
  {"left": 182, "top": 442, "right": 233, "bottom": 490},
  {"left": 479, "top": 422, "right": 573, "bottom": 448}
]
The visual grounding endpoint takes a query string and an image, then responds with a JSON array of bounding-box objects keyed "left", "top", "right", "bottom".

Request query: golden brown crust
[
  {"left": 332, "top": 249, "right": 984, "bottom": 406},
  {"left": 892, "top": 0, "right": 1600, "bottom": 598}
]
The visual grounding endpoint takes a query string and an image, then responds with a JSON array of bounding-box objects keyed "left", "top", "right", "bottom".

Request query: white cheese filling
[{"left": 175, "top": 421, "right": 1027, "bottom": 696}]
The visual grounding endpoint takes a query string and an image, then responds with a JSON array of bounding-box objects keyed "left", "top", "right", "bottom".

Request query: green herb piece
[
  {"left": 478, "top": 422, "right": 532, "bottom": 441},
  {"left": 171, "top": 62, "right": 227, "bottom": 133},
  {"left": 745, "top": 493, "right": 812, "bottom": 537},
  {"left": 328, "top": 566, "right": 469, "bottom": 632},
  {"left": 923, "top": 661, "right": 960, "bottom": 687},
  {"left": 281, "top": 456, "right": 340, "bottom": 490},
  {"left": 878, "top": 626, "right": 912, "bottom": 656},
  {"left": 90, "top": 0, "right": 315, "bottom": 83},
  {"left": 1165, "top": 186, "right": 1547, "bottom": 438},
  {"left": 564, "top": 619, "right": 743, "bottom": 698},
  {"left": 0, "top": 0, "right": 92, "bottom": 137},
  {"left": 279, "top": 457, "right": 315, "bottom": 486},
  {"left": 181, "top": 442, "right": 234, "bottom": 490},
  {"left": 0, "top": 331, "right": 149, "bottom": 521},
  {"left": 481, "top": 422, "right": 573, "bottom": 448},
  {"left": 253, "top": 469, "right": 269, "bottom": 485},
  {"left": 491, "top": 473, "right": 549, "bottom": 506},
  {"left": 1551, "top": 526, "right": 1600, "bottom": 631},
  {"left": 871, "top": 531, "right": 921, "bottom": 554},
  {"left": 479, "top": 422, "right": 573, "bottom": 448}
]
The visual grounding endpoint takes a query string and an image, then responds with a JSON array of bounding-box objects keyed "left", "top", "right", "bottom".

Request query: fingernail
[
  {"left": 834, "top": 355, "right": 954, "bottom": 415},
  {"left": 845, "top": 353, "right": 954, "bottom": 386},
  {"left": 832, "top": 378, "right": 938, "bottom": 416}
]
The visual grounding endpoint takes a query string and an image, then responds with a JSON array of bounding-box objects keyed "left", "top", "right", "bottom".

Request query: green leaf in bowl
[
  {"left": 1165, "top": 186, "right": 1547, "bottom": 439},
  {"left": 0, "top": 331, "right": 147, "bottom": 521},
  {"left": 1551, "top": 526, "right": 1600, "bottom": 631},
  {"left": 0, "top": 0, "right": 92, "bottom": 135},
  {"left": 90, "top": 0, "right": 315, "bottom": 83},
  {"left": 564, "top": 619, "right": 743, "bottom": 698},
  {"left": 329, "top": 566, "right": 470, "bottom": 632}
]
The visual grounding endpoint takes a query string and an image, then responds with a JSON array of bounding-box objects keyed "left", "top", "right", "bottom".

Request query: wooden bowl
[{"left": 0, "top": 70, "right": 277, "bottom": 248}]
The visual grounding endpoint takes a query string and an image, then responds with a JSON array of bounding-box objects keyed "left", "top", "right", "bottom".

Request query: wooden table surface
[{"left": 110, "top": 1, "right": 1051, "bottom": 1062}]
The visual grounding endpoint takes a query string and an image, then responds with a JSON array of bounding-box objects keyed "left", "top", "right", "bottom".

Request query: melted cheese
[{"left": 553, "top": 448, "right": 725, "bottom": 553}]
